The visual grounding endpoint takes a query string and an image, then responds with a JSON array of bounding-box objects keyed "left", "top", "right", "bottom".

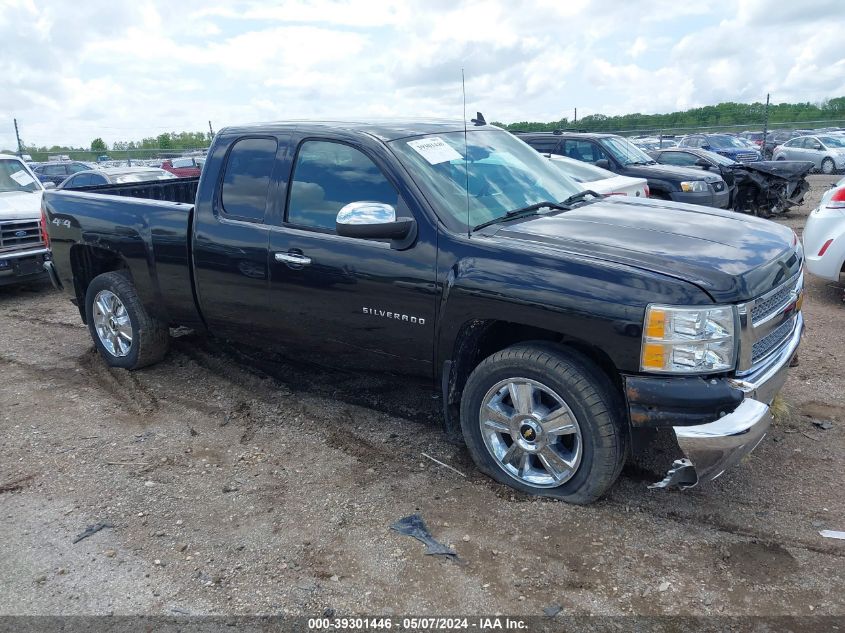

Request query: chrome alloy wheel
[
  {"left": 479, "top": 378, "right": 583, "bottom": 488},
  {"left": 92, "top": 290, "right": 133, "bottom": 357}
]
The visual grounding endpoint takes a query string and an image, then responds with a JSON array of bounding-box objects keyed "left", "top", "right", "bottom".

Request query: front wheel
[
  {"left": 84, "top": 271, "right": 169, "bottom": 369},
  {"left": 460, "top": 344, "right": 627, "bottom": 504},
  {"left": 821, "top": 158, "right": 835, "bottom": 175}
]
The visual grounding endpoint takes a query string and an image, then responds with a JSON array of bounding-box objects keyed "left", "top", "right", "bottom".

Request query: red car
[{"left": 160, "top": 157, "right": 202, "bottom": 178}]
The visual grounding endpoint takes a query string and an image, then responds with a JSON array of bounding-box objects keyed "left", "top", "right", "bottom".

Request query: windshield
[
  {"left": 708, "top": 135, "right": 745, "bottom": 148},
  {"left": 549, "top": 156, "right": 614, "bottom": 182},
  {"left": 819, "top": 136, "right": 845, "bottom": 148},
  {"left": 598, "top": 137, "right": 654, "bottom": 165},
  {"left": 0, "top": 159, "right": 41, "bottom": 193},
  {"left": 389, "top": 130, "right": 582, "bottom": 231}
]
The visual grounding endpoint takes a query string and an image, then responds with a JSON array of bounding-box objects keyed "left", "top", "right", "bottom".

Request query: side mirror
[
  {"left": 701, "top": 144, "right": 711, "bottom": 150},
  {"left": 594, "top": 159, "right": 610, "bottom": 169},
  {"left": 694, "top": 159, "right": 711, "bottom": 169},
  {"left": 41, "top": 181, "right": 56, "bottom": 189},
  {"left": 336, "top": 202, "right": 415, "bottom": 241}
]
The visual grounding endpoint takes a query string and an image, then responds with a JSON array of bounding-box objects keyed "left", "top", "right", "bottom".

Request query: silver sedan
[{"left": 772, "top": 135, "right": 845, "bottom": 174}]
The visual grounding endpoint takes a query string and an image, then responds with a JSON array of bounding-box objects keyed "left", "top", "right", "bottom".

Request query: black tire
[
  {"left": 84, "top": 271, "right": 169, "bottom": 369},
  {"left": 460, "top": 343, "right": 627, "bottom": 504},
  {"left": 821, "top": 158, "right": 835, "bottom": 175}
]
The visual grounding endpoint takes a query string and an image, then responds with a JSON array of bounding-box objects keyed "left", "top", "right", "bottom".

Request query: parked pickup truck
[
  {"left": 42, "top": 120, "right": 805, "bottom": 503},
  {"left": 1, "top": 154, "right": 51, "bottom": 286}
]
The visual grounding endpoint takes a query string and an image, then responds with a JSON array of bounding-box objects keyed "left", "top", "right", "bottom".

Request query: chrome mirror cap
[{"left": 336, "top": 202, "right": 396, "bottom": 226}]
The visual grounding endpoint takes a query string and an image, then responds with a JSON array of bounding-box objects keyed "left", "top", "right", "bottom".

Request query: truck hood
[
  {"left": 620, "top": 162, "right": 722, "bottom": 183},
  {"left": 0, "top": 191, "right": 43, "bottom": 220},
  {"left": 494, "top": 197, "right": 801, "bottom": 303}
]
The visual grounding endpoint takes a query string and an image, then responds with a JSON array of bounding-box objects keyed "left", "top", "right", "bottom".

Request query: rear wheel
[
  {"left": 821, "top": 158, "right": 835, "bottom": 175},
  {"left": 84, "top": 271, "right": 169, "bottom": 369},
  {"left": 460, "top": 344, "right": 627, "bottom": 504}
]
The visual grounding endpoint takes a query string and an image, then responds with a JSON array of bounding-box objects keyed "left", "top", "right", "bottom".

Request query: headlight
[
  {"left": 641, "top": 304, "right": 736, "bottom": 374},
  {"left": 680, "top": 180, "right": 707, "bottom": 193}
]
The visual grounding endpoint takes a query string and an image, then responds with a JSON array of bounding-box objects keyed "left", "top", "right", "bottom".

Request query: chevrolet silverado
[{"left": 42, "top": 121, "right": 804, "bottom": 503}]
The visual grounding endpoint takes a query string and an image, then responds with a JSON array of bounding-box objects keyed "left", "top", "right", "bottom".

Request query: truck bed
[
  {"left": 43, "top": 177, "right": 203, "bottom": 329},
  {"left": 69, "top": 176, "right": 199, "bottom": 204}
]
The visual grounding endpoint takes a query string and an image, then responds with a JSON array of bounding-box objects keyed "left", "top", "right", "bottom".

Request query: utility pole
[
  {"left": 208, "top": 120, "right": 214, "bottom": 137},
  {"left": 762, "top": 93, "right": 770, "bottom": 158},
  {"left": 13, "top": 118, "right": 24, "bottom": 157},
  {"left": 574, "top": 108, "right": 577, "bottom": 125}
]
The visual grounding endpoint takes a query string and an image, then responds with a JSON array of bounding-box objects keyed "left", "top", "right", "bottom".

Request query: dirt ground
[{"left": 1, "top": 175, "right": 843, "bottom": 619}]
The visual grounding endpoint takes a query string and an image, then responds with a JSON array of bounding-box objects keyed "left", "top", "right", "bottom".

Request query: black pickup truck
[
  {"left": 42, "top": 120, "right": 804, "bottom": 503},
  {"left": 515, "top": 131, "right": 732, "bottom": 209}
]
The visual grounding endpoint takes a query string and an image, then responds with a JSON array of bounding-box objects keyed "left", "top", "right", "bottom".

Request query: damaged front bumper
[{"left": 627, "top": 312, "right": 803, "bottom": 490}]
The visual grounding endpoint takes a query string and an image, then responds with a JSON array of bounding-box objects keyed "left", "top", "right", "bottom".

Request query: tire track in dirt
[{"left": 74, "top": 348, "right": 159, "bottom": 416}]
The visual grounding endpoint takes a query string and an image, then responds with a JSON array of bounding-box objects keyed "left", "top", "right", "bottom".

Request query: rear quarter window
[{"left": 221, "top": 137, "right": 278, "bottom": 222}]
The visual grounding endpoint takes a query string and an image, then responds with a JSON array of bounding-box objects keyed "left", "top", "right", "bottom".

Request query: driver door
[{"left": 267, "top": 138, "right": 437, "bottom": 376}]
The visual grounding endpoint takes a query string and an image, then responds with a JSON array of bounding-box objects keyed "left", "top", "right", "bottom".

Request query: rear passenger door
[
  {"left": 192, "top": 136, "right": 286, "bottom": 343},
  {"left": 266, "top": 137, "right": 437, "bottom": 376}
]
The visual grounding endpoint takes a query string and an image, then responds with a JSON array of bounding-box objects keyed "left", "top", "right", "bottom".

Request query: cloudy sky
[{"left": 2, "top": 0, "right": 844, "bottom": 150}]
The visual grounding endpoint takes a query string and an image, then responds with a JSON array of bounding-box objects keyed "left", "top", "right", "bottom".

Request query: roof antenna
[
  {"left": 472, "top": 112, "right": 486, "bottom": 126},
  {"left": 462, "top": 68, "right": 470, "bottom": 238}
]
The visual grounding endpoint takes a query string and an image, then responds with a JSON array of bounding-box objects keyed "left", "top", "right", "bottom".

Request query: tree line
[
  {"left": 9, "top": 131, "right": 213, "bottom": 160},
  {"left": 6, "top": 97, "right": 845, "bottom": 158},
  {"left": 497, "top": 97, "right": 845, "bottom": 133}
]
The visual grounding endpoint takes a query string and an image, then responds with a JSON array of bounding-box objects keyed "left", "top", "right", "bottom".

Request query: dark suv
[
  {"left": 678, "top": 134, "right": 762, "bottom": 163},
  {"left": 32, "top": 161, "right": 95, "bottom": 186},
  {"left": 515, "top": 132, "right": 730, "bottom": 208}
]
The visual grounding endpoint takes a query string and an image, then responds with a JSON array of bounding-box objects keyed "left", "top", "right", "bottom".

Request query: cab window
[
  {"left": 221, "top": 137, "right": 278, "bottom": 222},
  {"left": 286, "top": 141, "right": 400, "bottom": 233}
]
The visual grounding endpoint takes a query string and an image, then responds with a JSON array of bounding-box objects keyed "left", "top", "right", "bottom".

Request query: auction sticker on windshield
[
  {"left": 407, "top": 137, "right": 463, "bottom": 165},
  {"left": 10, "top": 170, "right": 35, "bottom": 186}
]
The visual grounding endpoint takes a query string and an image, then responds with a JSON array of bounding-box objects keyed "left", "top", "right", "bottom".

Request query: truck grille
[
  {"left": 752, "top": 316, "right": 797, "bottom": 364},
  {"left": 736, "top": 152, "right": 758, "bottom": 163},
  {"left": 0, "top": 219, "right": 44, "bottom": 252},
  {"left": 751, "top": 281, "right": 796, "bottom": 324},
  {"left": 739, "top": 272, "right": 803, "bottom": 372}
]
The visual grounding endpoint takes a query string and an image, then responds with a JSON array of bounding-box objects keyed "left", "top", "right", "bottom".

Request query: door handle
[{"left": 275, "top": 252, "right": 312, "bottom": 266}]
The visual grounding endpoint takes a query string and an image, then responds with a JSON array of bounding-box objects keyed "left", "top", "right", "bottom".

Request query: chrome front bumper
[{"left": 651, "top": 311, "right": 803, "bottom": 490}]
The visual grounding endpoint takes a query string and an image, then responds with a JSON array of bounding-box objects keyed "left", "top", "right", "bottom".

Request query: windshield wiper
[
  {"left": 472, "top": 200, "right": 572, "bottom": 232},
  {"left": 560, "top": 190, "right": 600, "bottom": 206},
  {"left": 473, "top": 192, "right": 601, "bottom": 232}
]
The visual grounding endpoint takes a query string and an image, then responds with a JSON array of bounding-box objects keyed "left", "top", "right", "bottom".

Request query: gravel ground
[{"left": 1, "top": 175, "right": 843, "bottom": 619}]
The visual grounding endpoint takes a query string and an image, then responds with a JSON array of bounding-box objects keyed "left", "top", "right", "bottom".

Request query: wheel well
[
  {"left": 441, "top": 319, "right": 622, "bottom": 437},
  {"left": 70, "top": 245, "right": 129, "bottom": 323}
]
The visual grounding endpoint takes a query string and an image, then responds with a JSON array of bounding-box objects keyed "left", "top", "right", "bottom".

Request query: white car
[
  {"left": 804, "top": 183, "right": 845, "bottom": 287},
  {"left": 546, "top": 154, "right": 649, "bottom": 198},
  {"left": 0, "top": 154, "right": 51, "bottom": 286},
  {"left": 772, "top": 135, "right": 845, "bottom": 174}
]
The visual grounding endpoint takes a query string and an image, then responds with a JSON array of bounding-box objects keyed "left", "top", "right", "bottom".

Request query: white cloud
[{"left": 0, "top": 0, "right": 843, "bottom": 151}]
